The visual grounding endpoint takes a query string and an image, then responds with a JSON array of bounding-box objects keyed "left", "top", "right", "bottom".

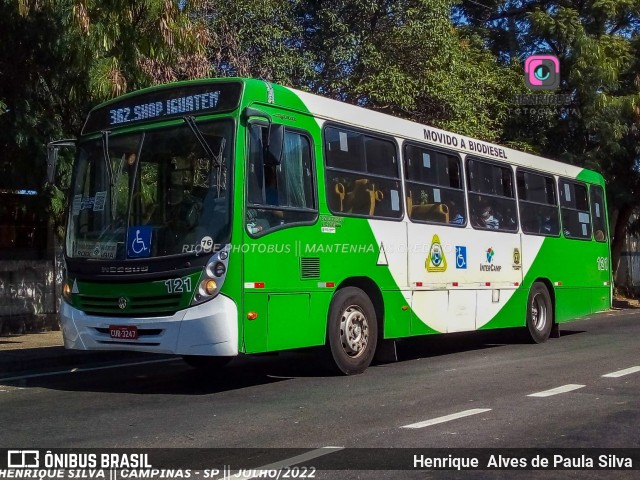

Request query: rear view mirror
[
  {"left": 47, "top": 139, "right": 76, "bottom": 184},
  {"left": 265, "top": 124, "right": 284, "bottom": 166},
  {"left": 243, "top": 107, "right": 284, "bottom": 165}
]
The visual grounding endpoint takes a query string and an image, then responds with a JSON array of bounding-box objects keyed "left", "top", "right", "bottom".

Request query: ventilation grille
[{"left": 300, "top": 257, "right": 320, "bottom": 279}]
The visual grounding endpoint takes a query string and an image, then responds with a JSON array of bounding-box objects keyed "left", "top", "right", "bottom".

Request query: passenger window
[
  {"left": 590, "top": 185, "right": 607, "bottom": 242},
  {"left": 467, "top": 159, "right": 517, "bottom": 232},
  {"left": 404, "top": 145, "right": 465, "bottom": 225},
  {"left": 559, "top": 179, "right": 591, "bottom": 240},
  {"left": 324, "top": 126, "right": 402, "bottom": 219},
  {"left": 246, "top": 125, "right": 316, "bottom": 235},
  {"left": 516, "top": 170, "right": 559, "bottom": 236}
]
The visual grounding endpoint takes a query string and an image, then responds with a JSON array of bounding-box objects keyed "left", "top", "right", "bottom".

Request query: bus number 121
[{"left": 164, "top": 277, "right": 192, "bottom": 294}]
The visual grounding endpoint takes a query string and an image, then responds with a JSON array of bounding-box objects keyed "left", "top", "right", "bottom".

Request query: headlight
[{"left": 191, "top": 247, "right": 229, "bottom": 306}]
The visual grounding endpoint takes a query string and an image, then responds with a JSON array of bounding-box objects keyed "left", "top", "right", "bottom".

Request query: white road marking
[
  {"left": 527, "top": 384, "right": 585, "bottom": 397},
  {"left": 0, "top": 358, "right": 177, "bottom": 383},
  {"left": 401, "top": 408, "right": 492, "bottom": 429},
  {"left": 217, "top": 447, "right": 343, "bottom": 480},
  {"left": 602, "top": 366, "right": 640, "bottom": 378}
]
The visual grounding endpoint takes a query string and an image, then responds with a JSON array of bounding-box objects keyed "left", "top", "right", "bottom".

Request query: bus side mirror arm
[
  {"left": 47, "top": 139, "right": 76, "bottom": 184},
  {"left": 243, "top": 107, "right": 284, "bottom": 166}
]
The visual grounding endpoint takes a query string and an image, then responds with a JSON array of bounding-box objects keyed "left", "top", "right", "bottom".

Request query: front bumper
[{"left": 60, "top": 294, "right": 238, "bottom": 356}]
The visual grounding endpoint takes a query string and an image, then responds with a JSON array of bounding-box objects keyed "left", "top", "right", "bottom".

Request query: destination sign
[{"left": 82, "top": 82, "right": 242, "bottom": 134}]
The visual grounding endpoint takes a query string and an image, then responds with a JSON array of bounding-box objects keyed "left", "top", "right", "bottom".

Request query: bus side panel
[
  {"left": 384, "top": 289, "right": 412, "bottom": 338},
  {"left": 242, "top": 292, "right": 268, "bottom": 353}
]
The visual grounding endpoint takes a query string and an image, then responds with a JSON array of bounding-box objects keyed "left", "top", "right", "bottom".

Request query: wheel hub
[
  {"left": 340, "top": 305, "right": 369, "bottom": 357},
  {"left": 531, "top": 294, "right": 547, "bottom": 331}
]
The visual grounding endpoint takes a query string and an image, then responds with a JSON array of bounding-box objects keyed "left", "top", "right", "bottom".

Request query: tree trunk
[{"left": 611, "top": 204, "right": 634, "bottom": 285}]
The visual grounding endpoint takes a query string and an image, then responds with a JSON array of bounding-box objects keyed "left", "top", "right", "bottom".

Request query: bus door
[{"left": 241, "top": 122, "right": 320, "bottom": 353}]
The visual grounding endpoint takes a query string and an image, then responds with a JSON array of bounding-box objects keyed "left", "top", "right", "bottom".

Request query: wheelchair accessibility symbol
[
  {"left": 455, "top": 246, "right": 467, "bottom": 269},
  {"left": 127, "top": 226, "right": 152, "bottom": 258}
]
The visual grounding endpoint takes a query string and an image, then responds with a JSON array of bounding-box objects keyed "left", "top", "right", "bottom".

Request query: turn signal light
[{"left": 63, "top": 283, "right": 71, "bottom": 298}]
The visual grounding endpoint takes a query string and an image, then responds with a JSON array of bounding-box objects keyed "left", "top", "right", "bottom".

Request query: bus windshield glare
[{"left": 66, "top": 119, "right": 233, "bottom": 260}]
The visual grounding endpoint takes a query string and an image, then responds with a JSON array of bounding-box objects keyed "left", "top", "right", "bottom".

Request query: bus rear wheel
[
  {"left": 327, "top": 287, "right": 378, "bottom": 375},
  {"left": 182, "top": 355, "right": 232, "bottom": 370},
  {"left": 526, "top": 282, "right": 553, "bottom": 343}
]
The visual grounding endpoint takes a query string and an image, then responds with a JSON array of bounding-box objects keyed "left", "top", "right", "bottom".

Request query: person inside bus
[
  {"left": 481, "top": 204, "right": 500, "bottom": 229},
  {"left": 448, "top": 199, "right": 465, "bottom": 225}
]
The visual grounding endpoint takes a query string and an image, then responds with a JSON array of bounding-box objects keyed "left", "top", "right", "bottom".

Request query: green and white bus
[{"left": 49, "top": 78, "right": 611, "bottom": 374}]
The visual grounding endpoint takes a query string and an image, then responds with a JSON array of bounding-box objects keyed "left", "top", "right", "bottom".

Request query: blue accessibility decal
[
  {"left": 127, "top": 226, "right": 152, "bottom": 258},
  {"left": 455, "top": 246, "right": 467, "bottom": 269}
]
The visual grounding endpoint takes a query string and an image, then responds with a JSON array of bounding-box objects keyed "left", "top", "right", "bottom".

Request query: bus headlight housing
[{"left": 191, "top": 247, "right": 229, "bottom": 306}]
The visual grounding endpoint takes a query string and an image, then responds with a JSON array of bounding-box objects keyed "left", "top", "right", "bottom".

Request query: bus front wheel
[
  {"left": 182, "top": 355, "right": 232, "bottom": 370},
  {"left": 327, "top": 287, "right": 378, "bottom": 375},
  {"left": 526, "top": 282, "right": 553, "bottom": 343}
]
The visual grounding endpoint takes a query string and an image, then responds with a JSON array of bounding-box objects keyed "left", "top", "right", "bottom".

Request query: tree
[
  {"left": 1, "top": 0, "right": 209, "bottom": 238},
  {"left": 201, "top": 0, "right": 313, "bottom": 84},
  {"left": 201, "top": 0, "right": 524, "bottom": 142}
]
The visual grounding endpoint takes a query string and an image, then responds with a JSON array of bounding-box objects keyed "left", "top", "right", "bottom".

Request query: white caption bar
[{"left": 217, "top": 447, "right": 343, "bottom": 480}]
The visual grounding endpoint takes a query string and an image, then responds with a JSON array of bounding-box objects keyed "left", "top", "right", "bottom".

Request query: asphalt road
[{"left": 0, "top": 309, "right": 639, "bottom": 479}]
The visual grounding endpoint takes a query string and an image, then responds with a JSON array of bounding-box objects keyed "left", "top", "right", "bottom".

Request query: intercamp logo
[{"left": 7, "top": 450, "right": 40, "bottom": 468}]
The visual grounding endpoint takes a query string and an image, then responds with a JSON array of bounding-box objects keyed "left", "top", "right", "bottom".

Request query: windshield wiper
[
  {"left": 183, "top": 116, "right": 226, "bottom": 196},
  {"left": 101, "top": 130, "right": 120, "bottom": 221},
  {"left": 101, "top": 130, "right": 115, "bottom": 187}
]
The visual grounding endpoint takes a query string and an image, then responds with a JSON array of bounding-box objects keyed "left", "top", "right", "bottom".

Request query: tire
[
  {"left": 182, "top": 355, "right": 233, "bottom": 370},
  {"left": 326, "top": 287, "right": 378, "bottom": 375},
  {"left": 526, "top": 282, "right": 553, "bottom": 343}
]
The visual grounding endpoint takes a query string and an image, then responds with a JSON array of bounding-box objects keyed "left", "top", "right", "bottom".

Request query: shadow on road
[{"left": 0, "top": 327, "right": 585, "bottom": 395}]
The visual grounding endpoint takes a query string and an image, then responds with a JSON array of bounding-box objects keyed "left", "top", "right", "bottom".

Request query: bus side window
[
  {"left": 590, "top": 185, "right": 607, "bottom": 242},
  {"left": 559, "top": 179, "right": 591, "bottom": 240},
  {"left": 467, "top": 158, "right": 517, "bottom": 232},
  {"left": 246, "top": 126, "right": 317, "bottom": 236},
  {"left": 404, "top": 144, "right": 465, "bottom": 226},
  {"left": 517, "top": 169, "right": 560, "bottom": 236},
  {"left": 324, "top": 126, "right": 402, "bottom": 219}
]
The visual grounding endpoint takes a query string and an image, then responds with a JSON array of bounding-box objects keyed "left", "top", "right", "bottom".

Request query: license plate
[{"left": 109, "top": 325, "right": 138, "bottom": 340}]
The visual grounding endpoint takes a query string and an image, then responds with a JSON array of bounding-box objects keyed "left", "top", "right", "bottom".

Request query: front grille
[{"left": 77, "top": 293, "right": 182, "bottom": 316}]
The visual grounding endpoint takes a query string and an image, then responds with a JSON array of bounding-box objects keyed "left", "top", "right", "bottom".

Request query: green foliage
[
  {"left": 201, "top": 0, "right": 524, "bottom": 142},
  {"left": 1, "top": 0, "right": 207, "bottom": 240},
  {"left": 201, "top": 0, "right": 313, "bottom": 83}
]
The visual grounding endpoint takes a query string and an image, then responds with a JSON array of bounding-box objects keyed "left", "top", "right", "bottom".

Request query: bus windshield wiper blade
[
  {"left": 101, "top": 130, "right": 115, "bottom": 187},
  {"left": 183, "top": 116, "right": 222, "bottom": 168},
  {"left": 183, "top": 116, "right": 225, "bottom": 196}
]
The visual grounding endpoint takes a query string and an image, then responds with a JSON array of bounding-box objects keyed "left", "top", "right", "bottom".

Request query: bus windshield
[{"left": 66, "top": 119, "right": 233, "bottom": 260}]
